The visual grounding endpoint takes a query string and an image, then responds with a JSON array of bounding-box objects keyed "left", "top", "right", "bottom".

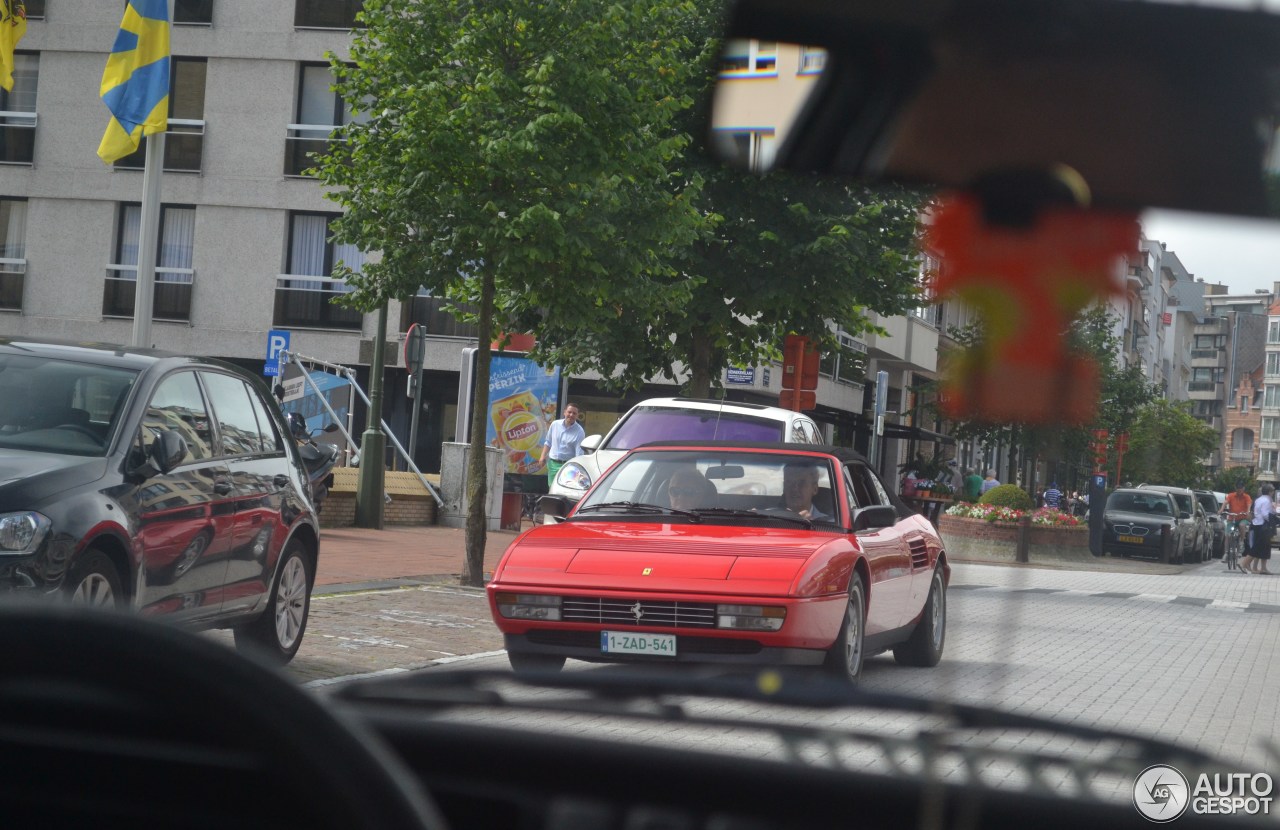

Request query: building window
[
  {"left": 798, "top": 47, "right": 826, "bottom": 74},
  {"left": 711, "top": 129, "right": 777, "bottom": 173},
  {"left": 285, "top": 63, "right": 366, "bottom": 177},
  {"left": 1264, "top": 418, "right": 1280, "bottom": 443},
  {"left": 1266, "top": 385, "right": 1280, "bottom": 409},
  {"left": 0, "top": 52, "right": 37, "bottom": 165},
  {"left": 400, "top": 290, "right": 479, "bottom": 339},
  {"left": 175, "top": 0, "right": 213, "bottom": 25},
  {"left": 274, "top": 212, "right": 364, "bottom": 330},
  {"left": 719, "top": 39, "right": 777, "bottom": 75},
  {"left": 1243, "top": 396, "right": 1250, "bottom": 413},
  {"left": 1269, "top": 353, "right": 1280, "bottom": 378},
  {"left": 23, "top": 1, "right": 44, "bottom": 19},
  {"left": 0, "top": 197, "right": 26, "bottom": 311},
  {"left": 1262, "top": 449, "right": 1279, "bottom": 473},
  {"left": 114, "top": 58, "right": 206, "bottom": 172},
  {"left": 295, "top": 0, "right": 363, "bottom": 29},
  {"left": 104, "top": 204, "right": 196, "bottom": 322},
  {"left": 1271, "top": 321, "right": 1280, "bottom": 344}
]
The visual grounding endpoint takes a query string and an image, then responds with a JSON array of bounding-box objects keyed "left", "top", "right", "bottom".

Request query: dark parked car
[
  {"left": 0, "top": 338, "right": 320, "bottom": 662},
  {"left": 1102, "top": 488, "right": 1190, "bottom": 563},
  {"left": 1194, "top": 489, "right": 1226, "bottom": 559}
]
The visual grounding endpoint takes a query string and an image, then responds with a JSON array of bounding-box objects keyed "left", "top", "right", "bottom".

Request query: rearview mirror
[
  {"left": 852, "top": 504, "right": 897, "bottom": 532},
  {"left": 712, "top": 0, "right": 1280, "bottom": 218},
  {"left": 580, "top": 435, "right": 601, "bottom": 454}
]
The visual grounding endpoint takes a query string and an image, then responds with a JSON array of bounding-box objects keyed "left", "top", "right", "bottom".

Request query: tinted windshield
[
  {"left": 604, "top": 407, "right": 785, "bottom": 451},
  {"left": 1106, "top": 492, "right": 1171, "bottom": 515},
  {"left": 577, "top": 449, "right": 839, "bottom": 525},
  {"left": 0, "top": 355, "right": 136, "bottom": 457}
]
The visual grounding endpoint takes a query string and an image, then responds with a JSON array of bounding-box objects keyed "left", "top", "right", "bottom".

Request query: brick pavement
[{"left": 313, "top": 521, "right": 529, "bottom": 591}]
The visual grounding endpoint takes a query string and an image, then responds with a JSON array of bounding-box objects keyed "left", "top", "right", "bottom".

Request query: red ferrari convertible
[{"left": 487, "top": 442, "right": 948, "bottom": 682}]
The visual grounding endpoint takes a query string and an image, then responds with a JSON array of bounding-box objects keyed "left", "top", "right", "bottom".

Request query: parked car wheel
[
  {"left": 507, "top": 652, "right": 566, "bottom": 675},
  {"left": 824, "top": 573, "right": 866, "bottom": 685},
  {"left": 894, "top": 568, "right": 946, "bottom": 668},
  {"left": 234, "top": 540, "right": 312, "bottom": 664},
  {"left": 65, "top": 549, "right": 123, "bottom": 609}
]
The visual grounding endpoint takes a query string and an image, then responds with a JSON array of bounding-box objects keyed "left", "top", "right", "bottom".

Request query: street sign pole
[{"left": 406, "top": 326, "right": 427, "bottom": 465}]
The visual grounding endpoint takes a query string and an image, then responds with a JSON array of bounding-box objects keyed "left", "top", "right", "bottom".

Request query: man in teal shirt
[{"left": 963, "top": 468, "right": 983, "bottom": 502}]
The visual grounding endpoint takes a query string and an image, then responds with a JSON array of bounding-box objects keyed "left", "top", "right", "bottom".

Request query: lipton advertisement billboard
[{"left": 486, "top": 355, "right": 561, "bottom": 475}]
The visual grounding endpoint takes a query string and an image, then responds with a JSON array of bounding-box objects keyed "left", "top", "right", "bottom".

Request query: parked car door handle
[
  {"left": 214, "top": 480, "right": 233, "bottom": 496},
  {"left": 273, "top": 474, "right": 290, "bottom": 489}
]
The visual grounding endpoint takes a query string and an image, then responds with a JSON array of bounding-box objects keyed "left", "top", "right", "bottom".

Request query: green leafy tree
[
  {"left": 1209, "top": 466, "right": 1256, "bottom": 495},
  {"left": 1122, "top": 399, "right": 1218, "bottom": 488},
  {"left": 515, "top": 14, "right": 927, "bottom": 396},
  {"left": 315, "top": 0, "right": 708, "bottom": 585}
]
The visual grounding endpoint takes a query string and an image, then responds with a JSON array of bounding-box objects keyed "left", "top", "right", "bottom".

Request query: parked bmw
[
  {"left": 0, "top": 338, "right": 320, "bottom": 662},
  {"left": 1102, "top": 488, "right": 1190, "bottom": 563}
]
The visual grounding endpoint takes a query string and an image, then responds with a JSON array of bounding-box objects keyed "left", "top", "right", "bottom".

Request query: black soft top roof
[{"left": 635, "top": 440, "right": 872, "bottom": 466}]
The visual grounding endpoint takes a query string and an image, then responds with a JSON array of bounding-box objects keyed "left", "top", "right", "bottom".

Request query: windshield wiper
[
  {"left": 575, "top": 502, "right": 701, "bottom": 521},
  {"left": 692, "top": 507, "right": 811, "bottom": 526}
]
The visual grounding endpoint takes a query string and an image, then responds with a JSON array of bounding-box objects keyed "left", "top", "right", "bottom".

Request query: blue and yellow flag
[
  {"left": 98, "top": 0, "right": 170, "bottom": 165},
  {"left": 0, "top": 1, "right": 27, "bottom": 92}
]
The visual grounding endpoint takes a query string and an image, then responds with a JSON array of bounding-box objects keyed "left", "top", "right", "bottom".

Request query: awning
[
  {"left": 879, "top": 422, "right": 955, "bottom": 445},
  {"left": 811, "top": 405, "right": 955, "bottom": 445}
]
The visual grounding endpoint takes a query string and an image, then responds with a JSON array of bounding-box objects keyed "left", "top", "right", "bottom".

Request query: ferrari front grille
[{"left": 561, "top": 597, "right": 718, "bottom": 628}]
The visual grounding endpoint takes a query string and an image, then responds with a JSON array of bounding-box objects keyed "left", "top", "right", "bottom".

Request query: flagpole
[
  {"left": 131, "top": 130, "right": 164, "bottom": 348},
  {"left": 129, "top": 0, "right": 172, "bottom": 350}
]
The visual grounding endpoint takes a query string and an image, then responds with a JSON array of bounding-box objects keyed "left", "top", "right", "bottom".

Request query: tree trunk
[
  {"left": 462, "top": 272, "right": 495, "bottom": 587},
  {"left": 687, "top": 328, "right": 714, "bottom": 397}
]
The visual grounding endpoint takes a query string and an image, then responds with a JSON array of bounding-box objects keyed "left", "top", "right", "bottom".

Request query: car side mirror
[
  {"left": 539, "top": 494, "right": 572, "bottom": 522},
  {"left": 1179, "top": 511, "right": 1192, "bottom": 521},
  {"left": 852, "top": 505, "right": 897, "bottom": 532},
  {"left": 132, "top": 429, "right": 187, "bottom": 479},
  {"left": 580, "top": 435, "right": 601, "bottom": 454}
]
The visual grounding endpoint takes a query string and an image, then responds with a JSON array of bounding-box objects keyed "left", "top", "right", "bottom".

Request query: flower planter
[{"left": 938, "top": 513, "right": 1093, "bottom": 563}]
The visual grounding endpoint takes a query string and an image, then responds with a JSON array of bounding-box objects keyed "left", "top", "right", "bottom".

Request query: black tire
[
  {"left": 234, "top": 539, "right": 312, "bottom": 664},
  {"left": 823, "top": 573, "right": 866, "bottom": 685},
  {"left": 894, "top": 568, "right": 946, "bottom": 667},
  {"left": 507, "top": 651, "right": 566, "bottom": 674},
  {"left": 65, "top": 548, "right": 123, "bottom": 609}
]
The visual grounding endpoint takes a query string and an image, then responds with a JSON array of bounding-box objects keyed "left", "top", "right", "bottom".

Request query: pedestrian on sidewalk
[
  {"left": 1241, "top": 483, "right": 1274, "bottom": 575},
  {"left": 981, "top": 470, "right": 1000, "bottom": 494},
  {"left": 540, "top": 402, "right": 585, "bottom": 485},
  {"left": 1043, "top": 482, "right": 1062, "bottom": 510}
]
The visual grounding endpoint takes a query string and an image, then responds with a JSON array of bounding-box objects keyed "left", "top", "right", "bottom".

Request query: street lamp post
[{"left": 355, "top": 302, "right": 388, "bottom": 528}]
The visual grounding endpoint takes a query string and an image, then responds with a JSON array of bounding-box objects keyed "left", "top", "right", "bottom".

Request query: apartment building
[{"left": 0, "top": 9, "right": 946, "bottom": 474}]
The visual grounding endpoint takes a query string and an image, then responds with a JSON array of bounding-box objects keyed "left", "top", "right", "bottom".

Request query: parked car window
[
  {"left": 140, "top": 371, "right": 214, "bottom": 462},
  {"left": 243, "top": 378, "right": 284, "bottom": 454},
  {"left": 200, "top": 372, "right": 267, "bottom": 456},
  {"left": 790, "top": 420, "right": 808, "bottom": 443}
]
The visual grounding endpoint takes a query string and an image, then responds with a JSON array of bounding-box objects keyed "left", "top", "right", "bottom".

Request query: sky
[{"left": 1140, "top": 208, "right": 1280, "bottom": 295}]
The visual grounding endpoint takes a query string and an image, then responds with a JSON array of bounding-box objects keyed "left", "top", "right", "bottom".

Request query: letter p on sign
[{"left": 265, "top": 329, "right": 291, "bottom": 377}]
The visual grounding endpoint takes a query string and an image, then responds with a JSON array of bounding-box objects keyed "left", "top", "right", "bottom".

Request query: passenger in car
[
  {"left": 782, "top": 463, "right": 832, "bottom": 522},
  {"left": 667, "top": 469, "right": 717, "bottom": 511}
]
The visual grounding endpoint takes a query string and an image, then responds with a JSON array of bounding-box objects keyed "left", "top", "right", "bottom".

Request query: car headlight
[
  {"left": 0, "top": 511, "right": 51, "bottom": 555},
  {"left": 716, "top": 604, "right": 785, "bottom": 632},
  {"left": 495, "top": 593, "right": 562, "bottom": 621},
  {"left": 556, "top": 462, "right": 592, "bottom": 492}
]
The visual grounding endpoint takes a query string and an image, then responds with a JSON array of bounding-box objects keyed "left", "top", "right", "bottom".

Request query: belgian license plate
[
  {"left": 601, "top": 631, "right": 677, "bottom": 657},
  {"left": 1118, "top": 534, "right": 1144, "bottom": 544}
]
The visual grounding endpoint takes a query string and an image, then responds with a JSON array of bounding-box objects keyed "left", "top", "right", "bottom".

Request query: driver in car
[
  {"left": 782, "top": 462, "right": 831, "bottom": 522},
  {"left": 667, "top": 468, "right": 716, "bottom": 511}
]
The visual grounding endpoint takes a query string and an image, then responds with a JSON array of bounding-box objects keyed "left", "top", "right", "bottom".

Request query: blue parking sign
[{"left": 265, "top": 330, "right": 290, "bottom": 377}]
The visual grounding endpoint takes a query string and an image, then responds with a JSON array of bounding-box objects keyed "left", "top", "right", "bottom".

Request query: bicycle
[
  {"left": 521, "top": 491, "right": 545, "bottom": 526},
  {"left": 1223, "top": 513, "right": 1246, "bottom": 572}
]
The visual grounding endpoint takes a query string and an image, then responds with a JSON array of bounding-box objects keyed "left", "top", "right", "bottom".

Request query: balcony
[
  {"left": 113, "top": 119, "right": 206, "bottom": 172},
  {"left": 274, "top": 275, "right": 363, "bottom": 330},
  {"left": 102, "top": 266, "right": 194, "bottom": 322},
  {"left": 284, "top": 124, "right": 338, "bottom": 177},
  {"left": 400, "top": 294, "right": 480, "bottom": 339},
  {"left": 1194, "top": 318, "right": 1229, "bottom": 337},
  {"left": 1230, "top": 450, "right": 1256, "bottom": 464},
  {"left": 1188, "top": 380, "right": 1222, "bottom": 400}
]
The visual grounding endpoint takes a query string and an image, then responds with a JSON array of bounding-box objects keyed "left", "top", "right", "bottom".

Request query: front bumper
[{"left": 504, "top": 631, "right": 827, "bottom": 666}]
